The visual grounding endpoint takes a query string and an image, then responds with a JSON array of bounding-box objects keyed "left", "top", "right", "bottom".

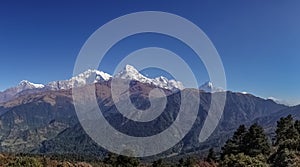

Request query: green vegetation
[
  {"left": 220, "top": 123, "right": 270, "bottom": 166},
  {"left": 220, "top": 153, "right": 268, "bottom": 167},
  {"left": 7, "top": 156, "right": 43, "bottom": 167},
  {"left": 103, "top": 153, "right": 140, "bottom": 167},
  {"left": 221, "top": 123, "right": 271, "bottom": 158},
  {"left": 0, "top": 154, "right": 97, "bottom": 167},
  {"left": 269, "top": 115, "right": 300, "bottom": 167},
  {"left": 1, "top": 115, "right": 300, "bottom": 166},
  {"left": 220, "top": 114, "right": 300, "bottom": 166}
]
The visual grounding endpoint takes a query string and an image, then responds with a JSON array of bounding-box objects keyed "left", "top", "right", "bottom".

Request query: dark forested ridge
[{"left": 1, "top": 115, "right": 300, "bottom": 166}]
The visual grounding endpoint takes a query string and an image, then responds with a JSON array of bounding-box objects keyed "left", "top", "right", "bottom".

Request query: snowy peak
[
  {"left": 46, "top": 69, "right": 112, "bottom": 90},
  {"left": 199, "top": 81, "right": 224, "bottom": 93},
  {"left": 73, "top": 69, "right": 111, "bottom": 83},
  {"left": 0, "top": 80, "right": 45, "bottom": 103},
  {"left": 114, "top": 65, "right": 148, "bottom": 82},
  {"left": 114, "top": 65, "right": 184, "bottom": 91},
  {"left": 95, "top": 70, "right": 112, "bottom": 81},
  {"left": 152, "top": 76, "right": 184, "bottom": 90},
  {"left": 124, "top": 64, "right": 139, "bottom": 74},
  {"left": 17, "top": 80, "right": 44, "bottom": 90}
]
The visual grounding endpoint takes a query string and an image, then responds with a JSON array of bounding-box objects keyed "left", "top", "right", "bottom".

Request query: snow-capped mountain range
[
  {"left": 0, "top": 65, "right": 235, "bottom": 102},
  {"left": 114, "top": 65, "right": 184, "bottom": 91},
  {"left": 0, "top": 64, "right": 295, "bottom": 106},
  {"left": 46, "top": 69, "right": 112, "bottom": 90},
  {"left": 44, "top": 65, "right": 184, "bottom": 91},
  {"left": 0, "top": 65, "right": 187, "bottom": 103}
]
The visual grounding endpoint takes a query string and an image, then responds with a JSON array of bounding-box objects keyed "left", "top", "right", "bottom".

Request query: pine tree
[
  {"left": 243, "top": 123, "right": 271, "bottom": 157},
  {"left": 294, "top": 120, "right": 300, "bottom": 134},
  {"left": 270, "top": 148, "right": 300, "bottom": 167},
  {"left": 221, "top": 124, "right": 247, "bottom": 159},
  {"left": 270, "top": 116, "right": 300, "bottom": 166},
  {"left": 275, "top": 115, "right": 299, "bottom": 145}
]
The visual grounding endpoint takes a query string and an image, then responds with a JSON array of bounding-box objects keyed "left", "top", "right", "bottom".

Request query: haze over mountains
[{"left": 0, "top": 65, "right": 299, "bottom": 158}]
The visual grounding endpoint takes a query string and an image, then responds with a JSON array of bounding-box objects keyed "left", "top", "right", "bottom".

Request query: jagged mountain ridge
[
  {"left": 46, "top": 69, "right": 112, "bottom": 90},
  {"left": 0, "top": 65, "right": 184, "bottom": 103},
  {"left": 0, "top": 64, "right": 288, "bottom": 106},
  {"left": 115, "top": 65, "right": 184, "bottom": 91}
]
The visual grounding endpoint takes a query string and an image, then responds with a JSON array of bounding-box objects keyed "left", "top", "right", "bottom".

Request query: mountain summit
[
  {"left": 0, "top": 80, "right": 45, "bottom": 103},
  {"left": 18, "top": 80, "right": 44, "bottom": 90},
  {"left": 199, "top": 81, "right": 224, "bottom": 93},
  {"left": 46, "top": 69, "right": 112, "bottom": 90},
  {"left": 114, "top": 65, "right": 149, "bottom": 82},
  {"left": 114, "top": 65, "right": 184, "bottom": 91}
]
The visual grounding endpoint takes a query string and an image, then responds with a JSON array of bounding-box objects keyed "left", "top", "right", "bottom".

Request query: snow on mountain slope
[
  {"left": 114, "top": 65, "right": 184, "bottom": 91},
  {"left": 46, "top": 69, "right": 112, "bottom": 90},
  {"left": 114, "top": 65, "right": 149, "bottom": 82},
  {"left": 18, "top": 80, "right": 45, "bottom": 90},
  {"left": 9, "top": 80, "right": 45, "bottom": 94},
  {"left": 199, "top": 81, "right": 224, "bottom": 93},
  {"left": 2, "top": 65, "right": 296, "bottom": 107},
  {"left": 0, "top": 80, "right": 45, "bottom": 103},
  {"left": 1, "top": 65, "right": 184, "bottom": 98}
]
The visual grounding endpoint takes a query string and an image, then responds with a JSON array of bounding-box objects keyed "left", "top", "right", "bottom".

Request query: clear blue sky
[{"left": 0, "top": 0, "right": 299, "bottom": 104}]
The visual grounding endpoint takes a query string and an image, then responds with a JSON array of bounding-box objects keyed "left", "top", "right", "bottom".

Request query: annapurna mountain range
[
  {"left": 0, "top": 65, "right": 225, "bottom": 103},
  {"left": 0, "top": 64, "right": 298, "bottom": 158}
]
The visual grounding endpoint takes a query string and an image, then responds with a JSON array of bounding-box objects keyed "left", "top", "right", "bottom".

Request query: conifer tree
[
  {"left": 243, "top": 123, "right": 271, "bottom": 157},
  {"left": 275, "top": 115, "right": 298, "bottom": 145},
  {"left": 294, "top": 120, "right": 300, "bottom": 134},
  {"left": 221, "top": 124, "right": 247, "bottom": 159}
]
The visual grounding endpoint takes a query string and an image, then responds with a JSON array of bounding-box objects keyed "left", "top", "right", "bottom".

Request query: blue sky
[{"left": 0, "top": 0, "right": 299, "bottom": 104}]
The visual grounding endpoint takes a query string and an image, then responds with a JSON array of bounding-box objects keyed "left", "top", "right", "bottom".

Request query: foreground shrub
[
  {"left": 220, "top": 153, "right": 268, "bottom": 167},
  {"left": 7, "top": 156, "right": 42, "bottom": 167}
]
